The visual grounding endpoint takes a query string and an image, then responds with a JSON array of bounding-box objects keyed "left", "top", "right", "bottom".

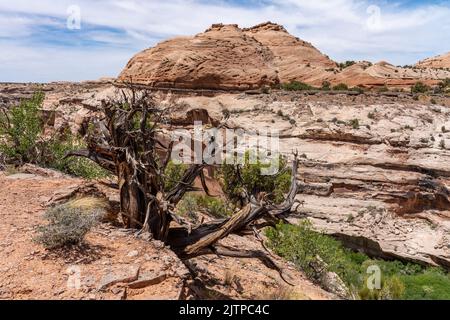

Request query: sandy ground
[{"left": 0, "top": 171, "right": 332, "bottom": 300}]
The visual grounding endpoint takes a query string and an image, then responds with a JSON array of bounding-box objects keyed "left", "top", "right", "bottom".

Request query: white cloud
[{"left": 0, "top": 0, "right": 449, "bottom": 82}]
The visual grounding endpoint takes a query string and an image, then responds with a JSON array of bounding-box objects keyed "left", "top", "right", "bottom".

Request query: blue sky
[{"left": 0, "top": 0, "right": 449, "bottom": 82}]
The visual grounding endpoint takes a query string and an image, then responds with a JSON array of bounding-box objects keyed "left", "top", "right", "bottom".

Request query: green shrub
[
  {"left": 265, "top": 221, "right": 450, "bottom": 300},
  {"left": 349, "top": 119, "right": 360, "bottom": 129},
  {"left": 220, "top": 152, "right": 291, "bottom": 204},
  {"left": 321, "top": 81, "right": 331, "bottom": 91},
  {"left": 352, "top": 86, "right": 365, "bottom": 94},
  {"left": 377, "top": 85, "right": 389, "bottom": 93},
  {"left": 333, "top": 83, "right": 349, "bottom": 91},
  {"left": 0, "top": 93, "right": 108, "bottom": 179},
  {"left": 411, "top": 82, "right": 431, "bottom": 94},
  {"left": 0, "top": 92, "right": 44, "bottom": 163},
  {"left": 358, "top": 275, "right": 405, "bottom": 300},
  {"left": 177, "top": 193, "right": 233, "bottom": 219},
  {"left": 34, "top": 204, "right": 102, "bottom": 249},
  {"left": 400, "top": 269, "right": 450, "bottom": 300},
  {"left": 177, "top": 193, "right": 200, "bottom": 221},
  {"left": 266, "top": 221, "right": 360, "bottom": 283},
  {"left": 43, "top": 132, "right": 110, "bottom": 179},
  {"left": 438, "top": 78, "right": 450, "bottom": 89},
  {"left": 338, "top": 61, "right": 356, "bottom": 69},
  {"left": 281, "top": 81, "right": 313, "bottom": 91},
  {"left": 197, "top": 195, "right": 233, "bottom": 218},
  {"left": 164, "top": 160, "right": 188, "bottom": 192}
]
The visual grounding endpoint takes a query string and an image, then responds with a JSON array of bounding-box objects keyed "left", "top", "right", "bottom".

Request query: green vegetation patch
[
  {"left": 266, "top": 221, "right": 450, "bottom": 300},
  {"left": 0, "top": 92, "right": 110, "bottom": 179}
]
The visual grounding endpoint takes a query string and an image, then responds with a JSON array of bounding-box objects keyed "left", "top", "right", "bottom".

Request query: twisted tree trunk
[{"left": 67, "top": 87, "right": 300, "bottom": 256}]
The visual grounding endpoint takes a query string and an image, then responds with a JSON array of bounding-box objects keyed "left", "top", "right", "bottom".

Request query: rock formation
[
  {"left": 118, "top": 24, "right": 279, "bottom": 90},
  {"left": 242, "top": 22, "right": 337, "bottom": 85},
  {"left": 416, "top": 52, "right": 450, "bottom": 69},
  {"left": 172, "top": 91, "right": 450, "bottom": 269},
  {"left": 118, "top": 22, "right": 450, "bottom": 90},
  {"left": 325, "top": 61, "right": 450, "bottom": 88},
  {"left": 1, "top": 77, "right": 450, "bottom": 299}
]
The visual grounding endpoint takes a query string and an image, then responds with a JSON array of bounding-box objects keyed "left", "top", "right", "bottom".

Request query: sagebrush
[{"left": 34, "top": 204, "right": 102, "bottom": 249}]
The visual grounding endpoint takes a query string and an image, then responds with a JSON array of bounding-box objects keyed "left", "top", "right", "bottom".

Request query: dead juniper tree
[{"left": 67, "top": 87, "right": 301, "bottom": 260}]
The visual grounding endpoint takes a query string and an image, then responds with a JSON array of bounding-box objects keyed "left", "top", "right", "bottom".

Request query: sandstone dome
[
  {"left": 118, "top": 23, "right": 280, "bottom": 90},
  {"left": 416, "top": 52, "right": 450, "bottom": 69},
  {"left": 118, "top": 22, "right": 450, "bottom": 90},
  {"left": 118, "top": 22, "right": 336, "bottom": 90}
]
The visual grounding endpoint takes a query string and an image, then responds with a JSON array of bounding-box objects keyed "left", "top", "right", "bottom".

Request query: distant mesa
[{"left": 118, "top": 22, "right": 450, "bottom": 91}]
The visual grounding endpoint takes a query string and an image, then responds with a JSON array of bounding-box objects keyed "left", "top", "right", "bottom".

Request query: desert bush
[
  {"left": 0, "top": 93, "right": 108, "bottom": 179},
  {"left": 220, "top": 151, "right": 291, "bottom": 205},
  {"left": 400, "top": 269, "right": 450, "bottom": 300},
  {"left": 34, "top": 204, "right": 102, "bottom": 249},
  {"left": 260, "top": 285, "right": 307, "bottom": 300},
  {"left": 377, "top": 85, "right": 389, "bottom": 93},
  {"left": 43, "top": 132, "right": 110, "bottom": 179},
  {"left": 197, "top": 195, "right": 233, "bottom": 218},
  {"left": 281, "top": 81, "right": 313, "bottom": 91},
  {"left": 266, "top": 221, "right": 360, "bottom": 286},
  {"left": 438, "top": 78, "right": 450, "bottom": 89},
  {"left": 338, "top": 61, "right": 356, "bottom": 69},
  {"left": 349, "top": 119, "right": 360, "bottom": 129},
  {"left": 333, "top": 83, "right": 349, "bottom": 91},
  {"left": 352, "top": 86, "right": 365, "bottom": 94},
  {"left": 358, "top": 275, "right": 405, "bottom": 300},
  {"left": 164, "top": 160, "right": 189, "bottom": 192},
  {"left": 321, "top": 81, "right": 331, "bottom": 91},
  {"left": 177, "top": 193, "right": 200, "bottom": 221},
  {"left": 411, "top": 82, "right": 431, "bottom": 94},
  {"left": 0, "top": 92, "right": 44, "bottom": 163},
  {"left": 177, "top": 193, "right": 233, "bottom": 219},
  {"left": 265, "top": 221, "right": 450, "bottom": 300}
]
